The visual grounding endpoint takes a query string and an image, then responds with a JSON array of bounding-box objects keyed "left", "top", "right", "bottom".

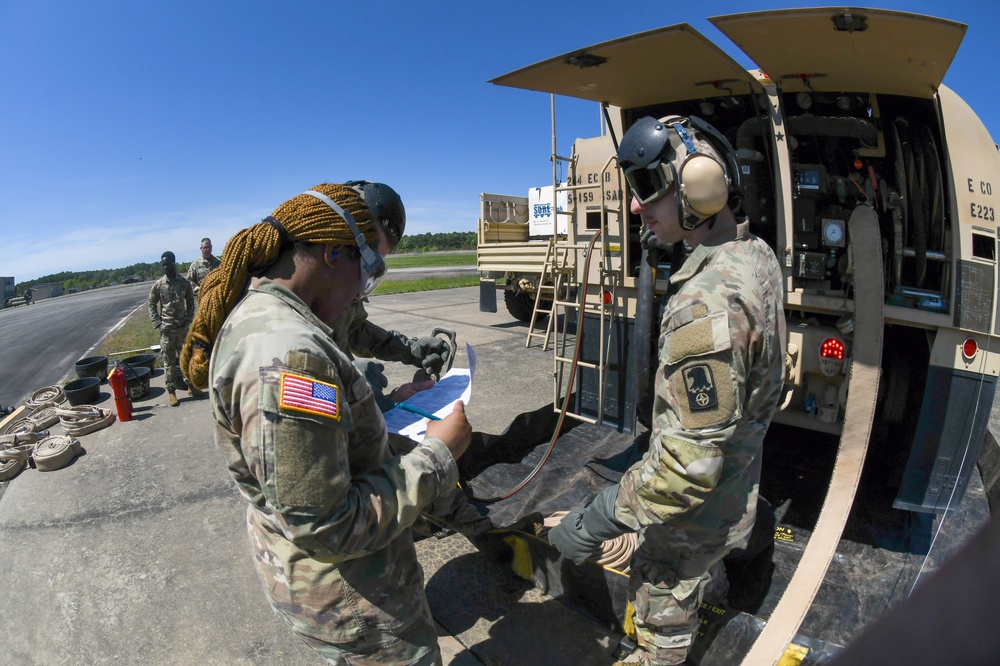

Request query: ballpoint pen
[{"left": 395, "top": 401, "right": 441, "bottom": 421}]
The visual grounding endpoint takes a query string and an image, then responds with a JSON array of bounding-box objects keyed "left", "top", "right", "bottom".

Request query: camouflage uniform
[
  {"left": 332, "top": 300, "right": 490, "bottom": 538},
  {"left": 148, "top": 273, "right": 195, "bottom": 392},
  {"left": 210, "top": 278, "right": 460, "bottom": 665},
  {"left": 332, "top": 300, "right": 427, "bottom": 368},
  {"left": 613, "top": 221, "right": 786, "bottom": 665},
  {"left": 185, "top": 255, "right": 221, "bottom": 296}
]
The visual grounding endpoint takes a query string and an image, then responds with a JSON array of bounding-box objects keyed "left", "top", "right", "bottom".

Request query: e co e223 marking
[{"left": 968, "top": 178, "right": 995, "bottom": 222}]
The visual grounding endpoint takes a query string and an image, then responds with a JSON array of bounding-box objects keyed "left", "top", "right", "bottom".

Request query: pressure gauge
[
  {"left": 796, "top": 92, "right": 813, "bottom": 110},
  {"left": 822, "top": 218, "right": 846, "bottom": 247}
]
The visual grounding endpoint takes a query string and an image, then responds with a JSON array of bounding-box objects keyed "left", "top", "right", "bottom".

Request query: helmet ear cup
[{"left": 678, "top": 154, "right": 729, "bottom": 217}]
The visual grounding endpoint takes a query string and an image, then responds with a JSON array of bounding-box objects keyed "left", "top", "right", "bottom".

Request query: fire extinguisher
[{"left": 109, "top": 363, "right": 133, "bottom": 422}]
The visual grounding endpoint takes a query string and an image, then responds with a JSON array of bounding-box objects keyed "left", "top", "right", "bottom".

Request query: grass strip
[
  {"left": 372, "top": 275, "right": 478, "bottom": 296},
  {"left": 384, "top": 252, "right": 475, "bottom": 269},
  {"left": 96, "top": 308, "right": 161, "bottom": 360}
]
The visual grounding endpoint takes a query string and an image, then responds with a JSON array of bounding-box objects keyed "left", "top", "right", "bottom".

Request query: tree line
[
  {"left": 395, "top": 232, "right": 475, "bottom": 253},
  {"left": 15, "top": 261, "right": 183, "bottom": 295},
  {"left": 14, "top": 232, "right": 476, "bottom": 294}
]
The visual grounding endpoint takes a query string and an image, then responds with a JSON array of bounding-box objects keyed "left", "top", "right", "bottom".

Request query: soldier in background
[
  {"left": 148, "top": 251, "right": 202, "bottom": 406},
  {"left": 182, "top": 183, "right": 472, "bottom": 665},
  {"left": 186, "top": 237, "right": 221, "bottom": 297},
  {"left": 549, "top": 116, "right": 786, "bottom": 666}
]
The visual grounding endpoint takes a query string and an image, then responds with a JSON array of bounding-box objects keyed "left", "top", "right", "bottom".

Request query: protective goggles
[
  {"left": 303, "top": 189, "right": 387, "bottom": 298},
  {"left": 623, "top": 161, "right": 676, "bottom": 206}
]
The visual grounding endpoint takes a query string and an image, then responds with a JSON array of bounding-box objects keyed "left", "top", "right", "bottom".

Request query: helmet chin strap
[{"left": 680, "top": 208, "right": 716, "bottom": 232}]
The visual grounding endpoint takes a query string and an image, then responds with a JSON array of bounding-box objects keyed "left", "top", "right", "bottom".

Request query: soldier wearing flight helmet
[
  {"left": 549, "top": 116, "right": 786, "bottom": 665},
  {"left": 333, "top": 181, "right": 455, "bottom": 411},
  {"left": 333, "top": 181, "right": 491, "bottom": 539}
]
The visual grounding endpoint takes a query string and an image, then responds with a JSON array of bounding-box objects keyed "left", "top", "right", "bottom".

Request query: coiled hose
[{"left": 543, "top": 511, "right": 638, "bottom": 572}]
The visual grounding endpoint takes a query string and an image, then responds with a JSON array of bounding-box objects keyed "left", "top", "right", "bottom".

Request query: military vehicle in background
[{"left": 473, "top": 7, "right": 1000, "bottom": 664}]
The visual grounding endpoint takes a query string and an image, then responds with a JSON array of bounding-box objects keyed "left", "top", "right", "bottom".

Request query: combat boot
[
  {"left": 168, "top": 390, "right": 179, "bottom": 407},
  {"left": 188, "top": 385, "right": 205, "bottom": 399}
]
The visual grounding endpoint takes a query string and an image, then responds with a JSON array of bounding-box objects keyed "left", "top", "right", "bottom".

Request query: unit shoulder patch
[
  {"left": 279, "top": 372, "right": 340, "bottom": 421},
  {"left": 682, "top": 363, "right": 718, "bottom": 411}
]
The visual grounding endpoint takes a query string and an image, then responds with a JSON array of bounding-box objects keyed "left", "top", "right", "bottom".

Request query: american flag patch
[{"left": 279, "top": 372, "right": 340, "bottom": 420}]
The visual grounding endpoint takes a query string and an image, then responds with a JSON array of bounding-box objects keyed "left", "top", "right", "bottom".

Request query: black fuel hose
[{"left": 632, "top": 239, "right": 660, "bottom": 429}]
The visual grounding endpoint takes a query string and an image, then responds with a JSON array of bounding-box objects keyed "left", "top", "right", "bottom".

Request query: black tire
[{"left": 504, "top": 288, "right": 535, "bottom": 322}]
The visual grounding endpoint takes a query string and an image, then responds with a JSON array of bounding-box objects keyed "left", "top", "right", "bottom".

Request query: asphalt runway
[
  {"left": 0, "top": 283, "right": 149, "bottom": 409},
  {"left": 0, "top": 266, "right": 476, "bottom": 411}
]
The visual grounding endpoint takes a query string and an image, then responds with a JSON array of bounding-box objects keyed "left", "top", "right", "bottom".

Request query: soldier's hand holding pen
[{"left": 425, "top": 401, "right": 471, "bottom": 461}]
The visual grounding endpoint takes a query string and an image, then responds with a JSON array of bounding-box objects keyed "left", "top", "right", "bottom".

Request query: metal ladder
[
  {"left": 525, "top": 236, "right": 583, "bottom": 351},
  {"left": 528, "top": 95, "right": 624, "bottom": 425},
  {"left": 551, "top": 240, "right": 618, "bottom": 425},
  {"left": 549, "top": 156, "right": 623, "bottom": 426}
]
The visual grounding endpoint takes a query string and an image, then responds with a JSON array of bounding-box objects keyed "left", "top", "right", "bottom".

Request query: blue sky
[{"left": 2, "top": 1, "right": 997, "bottom": 281}]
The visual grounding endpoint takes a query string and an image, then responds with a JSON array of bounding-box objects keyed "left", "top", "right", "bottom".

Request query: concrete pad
[{"left": 0, "top": 287, "right": 569, "bottom": 664}]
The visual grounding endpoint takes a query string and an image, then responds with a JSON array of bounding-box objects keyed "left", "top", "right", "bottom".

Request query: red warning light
[
  {"left": 963, "top": 338, "right": 978, "bottom": 360},
  {"left": 602, "top": 290, "right": 613, "bottom": 305},
  {"left": 820, "top": 338, "right": 845, "bottom": 361}
]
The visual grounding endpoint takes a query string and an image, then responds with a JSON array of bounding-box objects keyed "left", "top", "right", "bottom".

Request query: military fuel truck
[{"left": 468, "top": 7, "right": 999, "bottom": 664}]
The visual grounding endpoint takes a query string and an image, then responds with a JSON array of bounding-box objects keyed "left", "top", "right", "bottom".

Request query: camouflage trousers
[
  {"left": 159, "top": 326, "right": 188, "bottom": 391},
  {"left": 297, "top": 615, "right": 442, "bottom": 666},
  {"left": 628, "top": 528, "right": 733, "bottom": 666},
  {"left": 246, "top": 509, "right": 442, "bottom": 666}
]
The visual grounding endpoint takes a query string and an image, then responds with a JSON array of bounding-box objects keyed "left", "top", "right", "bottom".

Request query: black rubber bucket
[
  {"left": 120, "top": 353, "right": 157, "bottom": 371},
  {"left": 74, "top": 355, "right": 109, "bottom": 381},
  {"left": 64, "top": 377, "right": 101, "bottom": 406},
  {"left": 124, "top": 365, "right": 151, "bottom": 400}
]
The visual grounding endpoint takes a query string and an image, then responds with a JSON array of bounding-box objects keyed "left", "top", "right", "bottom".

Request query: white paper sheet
[{"left": 383, "top": 343, "right": 476, "bottom": 442}]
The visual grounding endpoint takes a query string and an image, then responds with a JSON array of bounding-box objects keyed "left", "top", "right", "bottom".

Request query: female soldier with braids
[{"left": 180, "top": 183, "right": 472, "bottom": 665}]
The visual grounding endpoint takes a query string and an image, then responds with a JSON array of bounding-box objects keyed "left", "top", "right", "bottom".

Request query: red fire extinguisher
[{"left": 109, "top": 363, "right": 133, "bottom": 422}]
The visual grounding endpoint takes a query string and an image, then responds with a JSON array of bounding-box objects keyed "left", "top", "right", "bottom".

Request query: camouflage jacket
[
  {"left": 332, "top": 299, "right": 422, "bottom": 367},
  {"left": 186, "top": 255, "right": 221, "bottom": 292},
  {"left": 330, "top": 299, "right": 489, "bottom": 534},
  {"left": 209, "top": 278, "right": 459, "bottom": 642},
  {"left": 615, "top": 221, "right": 786, "bottom": 550},
  {"left": 147, "top": 274, "right": 195, "bottom": 331}
]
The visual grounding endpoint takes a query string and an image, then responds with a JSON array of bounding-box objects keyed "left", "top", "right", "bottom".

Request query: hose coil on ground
[
  {"left": 0, "top": 431, "right": 49, "bottom": 480},
  {"left": 31, "top": 436, "right": 83, "bottom": 472},
  {"left": 26, "top": 386, "right": 66, "bottom": 409},
  {"left": 55, "top": 406, "right": 115, "bottom": 437},
  {"left": 26, "top": 402, "right": 61, "bottom": 430},
  {"left": 544, "top": 511, "right": 638, "bottom": 573}
]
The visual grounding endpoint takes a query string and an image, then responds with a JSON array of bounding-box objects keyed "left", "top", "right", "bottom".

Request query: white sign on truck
[{"left": 527, "top": 185, "right": 568, "bottom": 237}]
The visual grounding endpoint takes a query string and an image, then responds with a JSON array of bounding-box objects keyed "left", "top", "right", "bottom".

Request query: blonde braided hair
[{"left": 181, "top": 183, "right": 378, "bottom": 389}]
